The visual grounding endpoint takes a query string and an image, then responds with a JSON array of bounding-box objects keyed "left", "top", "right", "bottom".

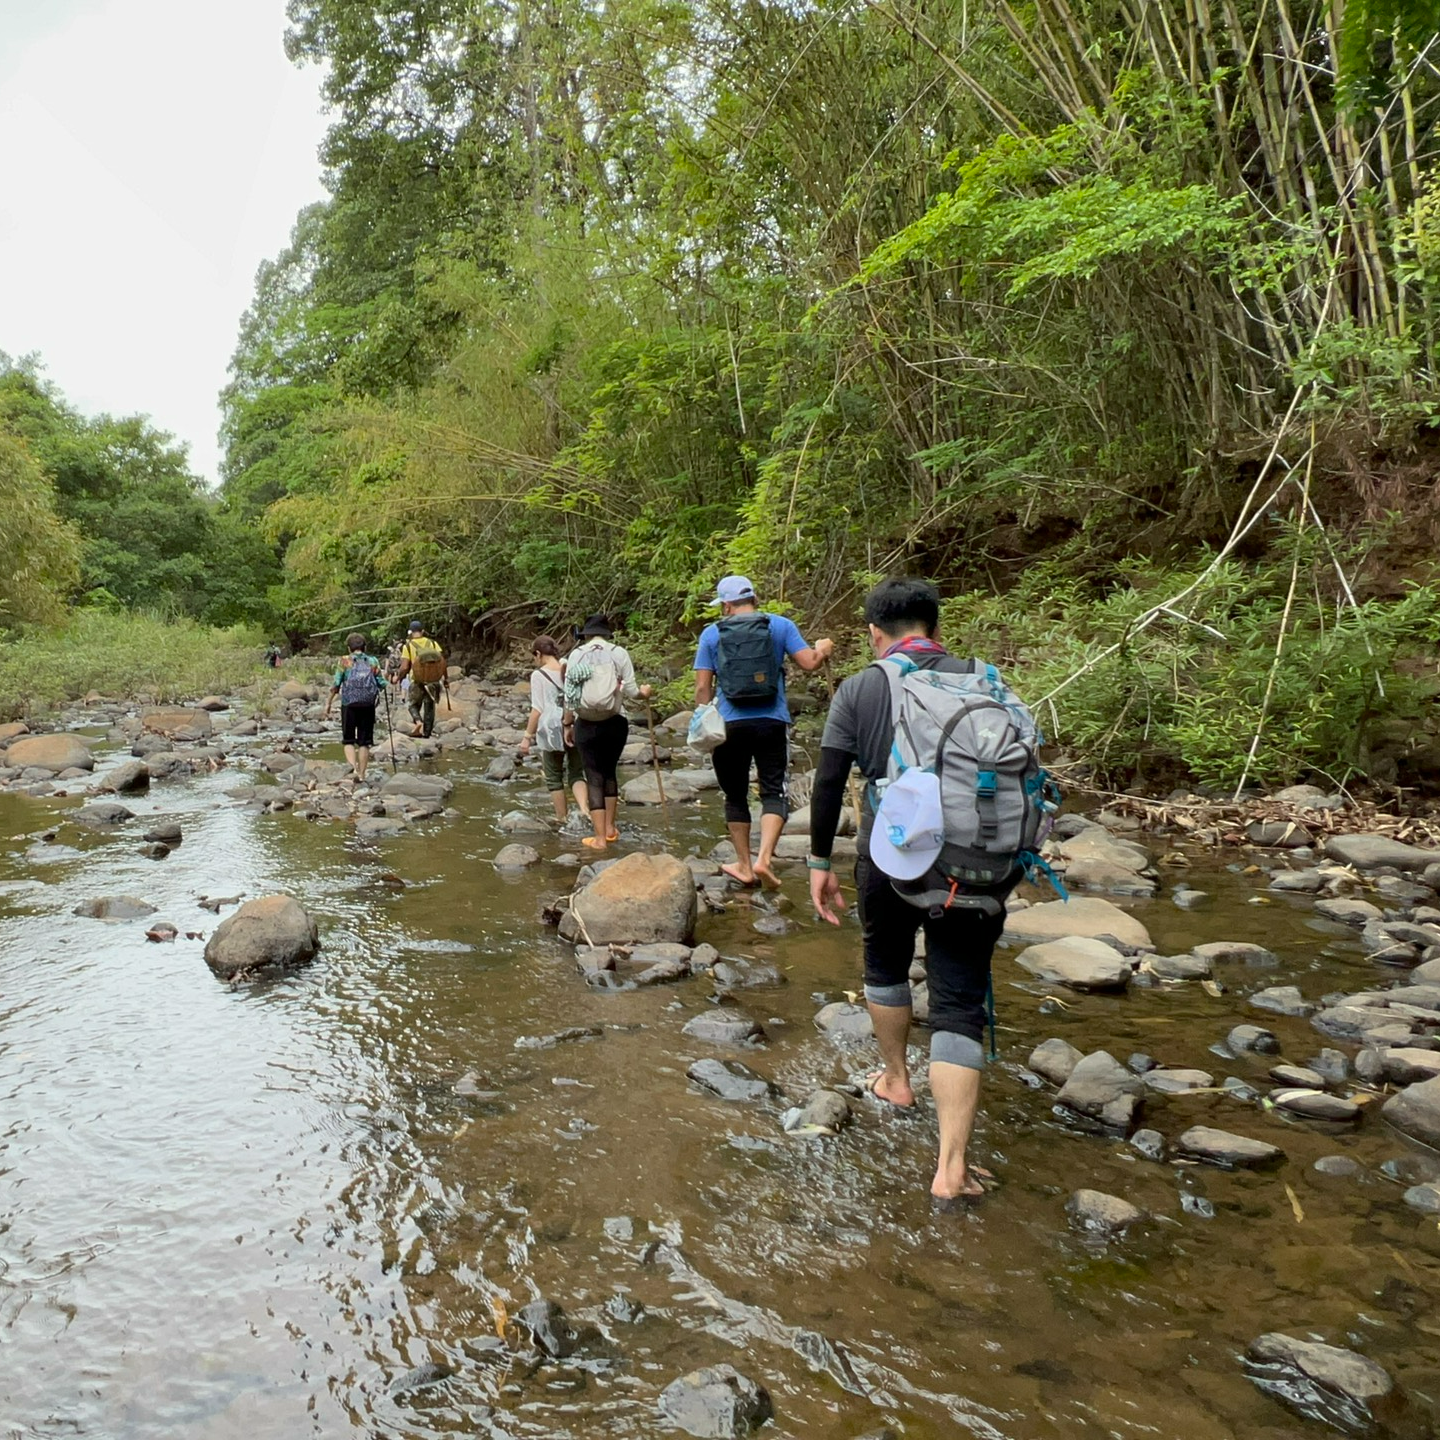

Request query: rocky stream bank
[{"left": 2, "top": 673, "right": 1440, "bottom": 1436}]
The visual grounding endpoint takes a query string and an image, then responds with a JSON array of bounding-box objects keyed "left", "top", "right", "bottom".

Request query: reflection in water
[{"left": 1, "top": 742, "right": 1437, "bottom": 1437}]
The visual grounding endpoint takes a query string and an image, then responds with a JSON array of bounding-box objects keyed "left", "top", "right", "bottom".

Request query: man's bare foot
[
  {"left": 752, "top": 861, "right": 782, "bottom": 891},
  {"left": 864, "top": 1069, "right": 916, "bottom": 1107},
  {"left": 721, "top": 862, "right": 758, "bottom": 888},
  {"left": 931, "top": 1163, "right": 994, "bottom": 1204}
]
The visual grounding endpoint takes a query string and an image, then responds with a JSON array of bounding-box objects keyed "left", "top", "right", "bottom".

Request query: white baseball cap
[
  {"left": 870, "top": 768, "right": 945, "bottom": 881},
  {"left": 710, "top": 575, "right": 756, "bottom": 605}
]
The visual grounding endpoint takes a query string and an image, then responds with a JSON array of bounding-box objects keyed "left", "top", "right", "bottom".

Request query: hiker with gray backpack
[
  {"left": 692, "top": 575, "right": 833, "bottom": 888},
  {"left": 322, "top": 632, "right": 388, "bottom": 784},
  {"left": 561, "top": 614, "right": 652, "bottom": 851},
  {"left": 807, "top": 577, "right": 1060, "bottom": 1209}
]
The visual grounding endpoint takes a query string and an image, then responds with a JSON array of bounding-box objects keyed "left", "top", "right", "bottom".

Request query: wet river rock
[
  {"left": 73, "top": 894, "right": 156, "bottom": 920},
  {"left": 687, "top": 1058, "right": 778, "bottom": 1102},
  {"left": 682, "top": 1010, "right": 766, "bottom": 1046},
  {"left": 1324, "top": 833, "right": 1436, "bottom": 872},
  {"left": 1176, "top": 1126, "right": 1285, "bottom": 1168},
  {"left": 658, "top": 1364, "right": 774, "bottom": 1439},
  {"left": 203, "top": 894, "right": 320, "bottom": 980},
  {"left": 1029, "top": 1037, "right": 1084, "bottom": 1086},
  {"left": 1056, "top": 1051, "right": 1143, "bottom": 1132},
  {"left": 561, "top": 851, "right": 698, "bottom": 946},
  {"left": 1066, "top": 1188, "right": 1144, "bottom": 1236},
  {"left": 1246, "top": 1332, "right": 1399, "bottom": 1431},
  {"left": 73, "top": 801, "right": 134, "bottom": 828},
  {"left": 1013, "top": 936, "right": 1132, "bottom": 992},
  {"left": 1381, "top": 1074, "right": 1440, "bottom": 1147},
  {"left": 1003, "top": 895, "right": 1152, "bottom": 951},
  {"left": 813, "top": 1002, "right": 874, "bottom": 1042},
  {"left": 97, "top": 759, "right": 149, "bottom": 793}
]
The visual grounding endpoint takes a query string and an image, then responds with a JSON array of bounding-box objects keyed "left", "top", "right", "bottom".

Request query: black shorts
[
  {"left": 855, "top": 855, "right": 1006, "bottom": 1046},
  {"left": 341, "top": 703, "right": 377, "bottom": 748},
  {"left": 712, "top": 718, "right": 789, "bottom": 823}
]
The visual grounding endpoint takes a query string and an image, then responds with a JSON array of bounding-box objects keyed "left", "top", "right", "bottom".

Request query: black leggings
[
  {"left": 712, "top": 718, "right": 789, "bottom": 824},
  {"left": 572, "top": 713, "right": 629, "bottom": 811}
]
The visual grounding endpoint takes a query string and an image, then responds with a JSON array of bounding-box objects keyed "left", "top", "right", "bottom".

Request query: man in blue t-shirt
[{"left": 693, "top": 575, "right": 833, "bottom": 887}]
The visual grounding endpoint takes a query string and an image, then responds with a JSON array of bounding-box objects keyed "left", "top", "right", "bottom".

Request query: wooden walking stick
[
  {"left": 823, "top": 660, "right": 864, "bottom": 836},
  {"left": 644, "top": 700, "right": 668, "bottom": 805}
]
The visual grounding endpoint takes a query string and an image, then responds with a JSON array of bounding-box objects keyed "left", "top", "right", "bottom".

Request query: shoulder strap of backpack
[{"left": 870, "top": 657, "right": 916, "bottom": 772}]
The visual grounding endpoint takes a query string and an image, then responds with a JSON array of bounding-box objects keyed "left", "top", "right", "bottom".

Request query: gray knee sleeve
[
  {"left": 863, "top": 982, "right": 912, "bottom": 1009},
  {"left": 931, "top": 1030, "right": 985, "bottom": 1070}
]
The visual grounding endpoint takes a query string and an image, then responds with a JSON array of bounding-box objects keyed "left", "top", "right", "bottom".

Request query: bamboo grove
[{"left": 214, "top": 0, "right": 1440, "bottom": 783}]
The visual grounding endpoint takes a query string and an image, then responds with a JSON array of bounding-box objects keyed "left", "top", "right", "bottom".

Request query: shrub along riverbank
[{"left": 0, "top": 612, "right": 274, "bottom": 723}]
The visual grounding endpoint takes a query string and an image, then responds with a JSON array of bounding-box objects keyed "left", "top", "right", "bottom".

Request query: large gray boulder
[
  {"left": 1325, "top": 833, "right": 1435, "bottom": 872},
  {"left": 142, "top": 705, "right": 213, "bottom": 738},
  {"left": 1012, "top": 936, "right": 1131, "bottom": 992},
  {"left": 622, "top": 772, "right": 699, "bottom": 805},
  {"left": 4, "top": 733, "right": 93, "bottom": 773},
  {"left": 1382, "top": 1074, "right": 1440, "bottom": 1147},
  {"left": 1003, "top": 896, "right": 1152, "bottom": 950},
  {"left": 203, "top": 895, "right": 320, "bottom": 980},
  {"left": 561, "top": 851, "right": 697, "bottom": 945}
]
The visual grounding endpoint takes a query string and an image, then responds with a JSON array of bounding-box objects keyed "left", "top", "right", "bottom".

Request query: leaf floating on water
[
  {"left": 490, "top": 1296, "right": 509, "bottom": 1338},
  {"left": 843, "top": 990, "right": 860, "bottom": 1004},
  {"left": 1283, "top": 1183, "right": 1305, "bottom": 1223},
  {"left": 452, "top": 1121, "right": 472, "bottom": 1141},
  {"left": 1201, "top": 980, "right": 1225, "bottom": 998},
  {"left": 1041, "top": 994, "right": 1072, "bottom": 1009},
  {"left": 785, "top": 1123, "right": 838, "bottom": 1137}
]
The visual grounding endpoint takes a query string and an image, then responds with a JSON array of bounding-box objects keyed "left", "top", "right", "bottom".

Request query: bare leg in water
[
  {"left": 752, "top": 812, "right": 785, "bottom": 889},
  {"left": 865, "top": 996, "right": 916, "bottom": 1107},
  {"left": 722, "top": 819, "right": 756, "bottom": 886},
  {"left": 929, "top": 1061, "right": 985, "bottom": 1200}
]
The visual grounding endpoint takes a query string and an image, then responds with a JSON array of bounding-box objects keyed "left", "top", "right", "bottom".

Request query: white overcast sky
[{"left": 0, "top": 0, "right": 329, "bottom": 484}]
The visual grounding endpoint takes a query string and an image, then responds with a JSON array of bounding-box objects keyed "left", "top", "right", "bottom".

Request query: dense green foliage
[
  {"left": 0, "top": 610, "right": 270, "bottom": 722},
  {"left": 0, "top": 359, "right": 280, "bottom": 627}
]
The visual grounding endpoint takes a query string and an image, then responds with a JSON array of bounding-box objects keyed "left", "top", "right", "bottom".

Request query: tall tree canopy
[
  {"left": 222, "top": 0, "right": 1440, "bottom": 639},
  {"left": 0, "top": 359, "right": 280, "bottom": 627}
]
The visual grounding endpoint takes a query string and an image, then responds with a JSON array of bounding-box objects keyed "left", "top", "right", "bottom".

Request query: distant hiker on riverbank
[
  {"left": 808, "top": 576, "right": 1046, "bottom": 1209},
  {"left": 562, "top": 615, "right": 651, "bottom": 852},
  {"left": 397, "top": 620, "right": 447, "bottom": 738},
  {"left": 693, "top": 575, "right": 833, "bottom": 888},
  {"left": 265, "top": 644, "right": 281, "bottom": 668},
  {"left": 323, "top": 633, "right": 386, "bottom": 783},
  {"left": 519, "top": 635, "right": 587, "bottom": 825}
]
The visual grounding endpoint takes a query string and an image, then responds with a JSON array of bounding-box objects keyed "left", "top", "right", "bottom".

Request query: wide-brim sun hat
[{"left": 869, "top": 768, "right": 945, "bottom": 881}]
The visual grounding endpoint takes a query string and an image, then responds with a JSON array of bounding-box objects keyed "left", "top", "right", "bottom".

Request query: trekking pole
[
  {"left": 381, "top": 683, "right": 398, "bottom": 774},
  {"left": 823, "top": 660, "right": 864, "bottom": 836},
  {"left": 644, "top": 701, "right": 668, "bottom": 806}
]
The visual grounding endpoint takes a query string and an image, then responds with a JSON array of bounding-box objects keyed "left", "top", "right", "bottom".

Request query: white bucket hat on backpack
[{"left": 870, "top": 766, "right": 946, "bottom": 880}]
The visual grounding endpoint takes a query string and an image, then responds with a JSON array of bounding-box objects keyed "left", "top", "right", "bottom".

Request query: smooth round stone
[
  {"left": 1313, "top": 1155, "right": 1362, "bottom": 1177},
  {"left": 1270, "top": 1063, "right": 1326, "bottom": 1088}
]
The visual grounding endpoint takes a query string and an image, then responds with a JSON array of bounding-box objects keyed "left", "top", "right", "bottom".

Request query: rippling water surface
[{"left": 3, "top": 729, "right": 1439, "bottom": 1438}]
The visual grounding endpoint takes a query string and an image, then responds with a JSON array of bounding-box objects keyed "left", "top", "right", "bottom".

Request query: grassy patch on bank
[{"left": 0, "top": 610, "right": 272, "bottom": 721}]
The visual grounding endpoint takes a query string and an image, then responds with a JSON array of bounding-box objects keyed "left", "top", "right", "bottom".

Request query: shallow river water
[{"left": 2, "top": 726, "right": 1439, "bottom": 1439}]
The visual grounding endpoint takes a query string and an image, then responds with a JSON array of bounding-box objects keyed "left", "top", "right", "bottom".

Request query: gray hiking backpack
[
  {"left": 339, "top": 654, "right": 381, "bottom": 708},
  {"left": 873, "top": 654, "right": 1061, "bottom": 910}
]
